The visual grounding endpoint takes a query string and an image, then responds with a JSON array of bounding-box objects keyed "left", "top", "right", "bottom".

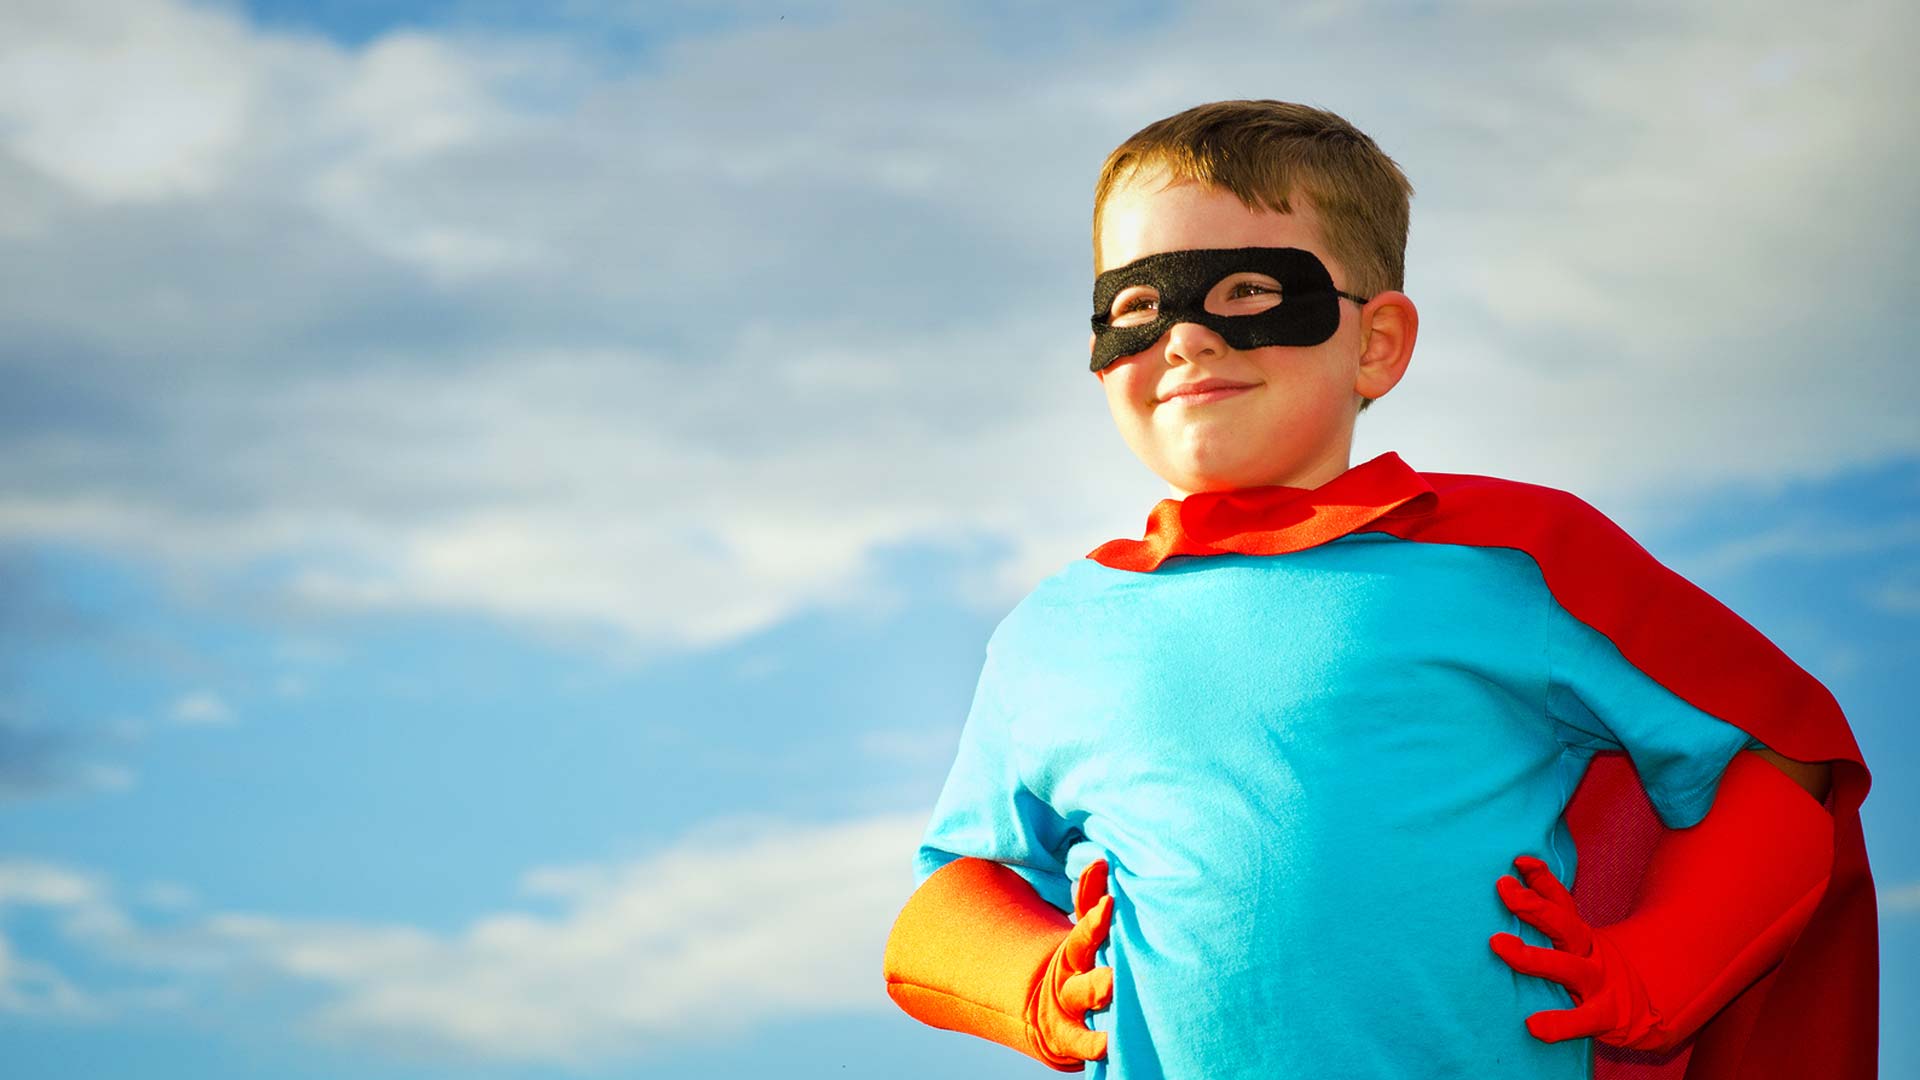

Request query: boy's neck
[{"left": 1166, "top": 451, "right": 1355, "bottom": 500}]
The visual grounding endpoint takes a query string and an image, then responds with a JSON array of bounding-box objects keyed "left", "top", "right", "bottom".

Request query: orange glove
[
  {"left": 883, "top": 857, "right": 1114, "bottom": 1070},
  {"left": 1489, "top": 751, "right": 1834, "bottom": 1053}
]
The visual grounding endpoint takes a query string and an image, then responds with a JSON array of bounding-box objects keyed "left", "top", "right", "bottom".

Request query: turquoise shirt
[{"left": 916, "top": 533, "right": 1762, "bottom": 1079}]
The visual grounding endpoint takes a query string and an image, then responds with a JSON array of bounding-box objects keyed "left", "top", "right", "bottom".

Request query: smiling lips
[{"left": 1160, "top": 378, "right": 1257, "bottom": 405}]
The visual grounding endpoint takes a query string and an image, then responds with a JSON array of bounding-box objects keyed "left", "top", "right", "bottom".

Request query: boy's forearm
[
  {"left": 884, "top": 858, "right": 1067, "bottom": 1055},
  {"left": 883, "top": 857, "right": 1111, "bottom": 1071}
]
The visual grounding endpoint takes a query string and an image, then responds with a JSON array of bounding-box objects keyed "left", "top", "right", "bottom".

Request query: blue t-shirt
[{"left": 916, "top": 532, "right": 1763, "bottom": 1080}]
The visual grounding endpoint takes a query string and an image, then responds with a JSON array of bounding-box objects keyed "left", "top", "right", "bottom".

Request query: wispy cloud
[
  {"left": 0, "top": 860, "right": 100, "bottom": 907},
  {"left": 859, "top": 726, "right": 962, "bottom": 767},
  {"left": 0, "top": 861, "right": 110, "bottom": 1016},
  {"left": 0, "top": 812, "right": 925, "bottom": 1061},
  {"left": 1660, "top": 516, "right": 1920, "bottom": 581},
  {"left": 169, "top": 690, "right": 234, "bottom": 726},
  {"left": 1880, "top": 880, "right": 1920, "bottom": 915}
]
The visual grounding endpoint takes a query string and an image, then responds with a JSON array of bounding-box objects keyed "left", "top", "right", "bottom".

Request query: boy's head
[{"left": 1088, "top": 100, "right": 1419, "bottom": 497}]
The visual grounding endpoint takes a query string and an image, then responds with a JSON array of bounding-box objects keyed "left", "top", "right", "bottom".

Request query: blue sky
[{"left": 1, "top": 0, "right": 1915, "bottom": 1077}]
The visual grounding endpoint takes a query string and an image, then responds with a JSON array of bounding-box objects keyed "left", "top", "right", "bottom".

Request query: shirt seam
[{"left": 1541, "top": 569, "right": 1581, "bottom": 882}]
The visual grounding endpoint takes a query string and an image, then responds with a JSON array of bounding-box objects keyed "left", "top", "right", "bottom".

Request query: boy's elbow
[{"left": 1746, "top": 747, "right": 1832, "bottom": 805}]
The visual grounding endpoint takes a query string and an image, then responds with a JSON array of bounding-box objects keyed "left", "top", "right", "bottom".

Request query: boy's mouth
[{"left": 1159, "top": 378, "right": 1257, "bottom": 405}]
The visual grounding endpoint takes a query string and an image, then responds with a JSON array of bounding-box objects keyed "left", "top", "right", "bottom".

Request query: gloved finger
[
  {"left": 1074, "top": 859, "right": 1110, "bottom": 920},
  {"left": 1494, "top": 875, "right": 1587, "bottom": 953},
  {"left": 1524, "top": 998, "right": 1611, "bottom": 1044},
  {"left": 1062, "top": 895, "right": 1113, "bottom": 971},
  {"left": 1513, "top": 856, "right": 1579, "bottom": 910},
  {"left": 1058, "top": 966, "right": 1114, "bottom": 1013},
  {"left": 1488, "top": 932, "right": 1603, "bottom": 998},
  {"left": 1495, "top": 876, "right": 1593, "bottom": 955},
  {"left": 1050, "top": 1023, "right": 1108, "bottom": 1062}
]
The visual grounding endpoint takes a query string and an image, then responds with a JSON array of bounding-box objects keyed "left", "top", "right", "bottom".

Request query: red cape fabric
[{"left": 1088, "top": 451, "right": 1877, "bottom": 1080}]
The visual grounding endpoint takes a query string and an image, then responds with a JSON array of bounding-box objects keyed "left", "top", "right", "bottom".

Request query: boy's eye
[
  {"left": 1108, "top": 290, "right": 1161, "bottom": 328},
  {"left": 1216, "top": 277, "right": 1283, "bottom": 306},
  {"left": 1203, "top": 275, "right": 1284, "bottom": 317}
]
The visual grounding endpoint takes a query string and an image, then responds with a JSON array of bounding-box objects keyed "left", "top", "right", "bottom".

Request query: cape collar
[{"left": 1087, "top": 451, "right": 1440, "bottom": 572}]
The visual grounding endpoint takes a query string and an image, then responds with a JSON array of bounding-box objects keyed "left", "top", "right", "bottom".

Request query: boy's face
[{"left": 1092, "top": 170, "right": 1414, "bottom": 497}]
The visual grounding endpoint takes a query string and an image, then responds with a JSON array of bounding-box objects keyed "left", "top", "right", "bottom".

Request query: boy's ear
[{"left": 1354, "top": 291, "right": 1418, "bottom": 402}]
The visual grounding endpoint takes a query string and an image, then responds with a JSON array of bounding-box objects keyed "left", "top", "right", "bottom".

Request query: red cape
[{"left": 1088, "top": 451, "right": 1877, "bottom": 1080}]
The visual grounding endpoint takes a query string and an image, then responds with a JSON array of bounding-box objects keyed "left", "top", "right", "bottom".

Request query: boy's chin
[{"left": 1158, "top": 467, "right": 1254, "bottom": 497}]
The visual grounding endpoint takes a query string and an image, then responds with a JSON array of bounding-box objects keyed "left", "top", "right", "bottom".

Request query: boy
[{"left": 882, "top": 101, "right": 1875, "bottom": 1079}]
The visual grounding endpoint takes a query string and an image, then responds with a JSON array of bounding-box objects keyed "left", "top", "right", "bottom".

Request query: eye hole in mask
[
  {"left": 1107, "top": 272, "right": 1284, "bottom": 328},
  {"left": 1089, "top": 246, "right": 1372, "bottom": 372}
]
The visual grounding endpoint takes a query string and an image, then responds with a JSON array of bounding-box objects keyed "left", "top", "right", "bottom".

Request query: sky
[{"left": 0, "top": 0, "right": 1915, "bottom": 1076}]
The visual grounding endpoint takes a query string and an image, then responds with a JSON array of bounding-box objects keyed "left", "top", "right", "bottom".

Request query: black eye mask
[{"left": 1089, "top": 246, "right": 1371, "bottom": 372}]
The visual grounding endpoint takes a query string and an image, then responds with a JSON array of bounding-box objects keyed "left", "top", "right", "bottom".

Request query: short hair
[{"left": 1091, "top": 100, "right": 1414, "bottom": 413}]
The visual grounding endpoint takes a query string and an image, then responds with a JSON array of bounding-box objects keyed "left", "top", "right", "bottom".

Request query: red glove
[
  {"left": 884, "top": 857, "right": 1114, "bottom": 1070},
  {"left": 1488, "top": 751, "right": 1834, "bottom": 1053}
]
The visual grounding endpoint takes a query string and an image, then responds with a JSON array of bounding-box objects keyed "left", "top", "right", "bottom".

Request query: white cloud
[
  {"left": 859, "top": 727, "right": 963, "bottom": 766},
  {"left": 137, "top": 882, "right": 198, "bottom": 912},
  {"left": 78, "top": 761, "right": 138, "bottom": 792},
  {"left": 169, "top": 690, "right": 234, "bottom": 726},
  {"left": 1880, "top": 881, "right": 1920, "bottom": 914},
  {"left": 0, "top": 0, "right": 284, "bottom": 201},
  {"left": 0, "top": 935, "right": 98, "bottom": 1016},
  {"left": 0, "top": 860, "right": 101, "bottom": 907},
  {"left": 0, "top": 861, "right": 111, "bottom": 1016},
  {"left": 0, "top": 813, "right": 928, "bottom": 1061},
  {"left": 2, "top": 334, "right": 1121, "bottom": 647},
  {"left": 288, "top": 813, "right": 923, "bottom": 1060}
]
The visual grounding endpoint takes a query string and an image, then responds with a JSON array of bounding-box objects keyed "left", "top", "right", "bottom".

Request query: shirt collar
[{"left": 1086, "top": 451, "right": 1439, "bottom": 572}]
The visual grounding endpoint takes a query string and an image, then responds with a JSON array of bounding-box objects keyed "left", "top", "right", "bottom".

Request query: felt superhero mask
[{"left": 1089, "top": 246, "right": 1372, "bottom": 371}]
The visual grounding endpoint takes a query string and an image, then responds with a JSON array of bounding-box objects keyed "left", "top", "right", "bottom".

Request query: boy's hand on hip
[
  {"left": 883, "top": 855, "right": 1115, "bottom": 1070},
  {"left": 1032, "top": 859, "right": 1116, "bottom": 1064},
  {"left": 1487, "top": 856, "right": 1659, "bottom": 1047},
  {"left": 1487, "top": 757, "right": 1835, "bottom": 1054}
]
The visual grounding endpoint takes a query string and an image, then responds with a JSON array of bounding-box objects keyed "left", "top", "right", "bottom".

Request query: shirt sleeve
[
  {"left": 1545, "top": 590, "right": 1767, "bottom": 829},
  {"left": 915, "top": 641, "right": 1079, "bottom": 910}
]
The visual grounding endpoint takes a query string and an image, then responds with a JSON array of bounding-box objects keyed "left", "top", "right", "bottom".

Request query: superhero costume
[{"left": 887, "top": 450, "right": 1875, "bottom": 1079}]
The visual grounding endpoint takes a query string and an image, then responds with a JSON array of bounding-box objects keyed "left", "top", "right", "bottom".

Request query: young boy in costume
[{"left": 881, "top": 100, "right": 1877, "bottom": 1079}]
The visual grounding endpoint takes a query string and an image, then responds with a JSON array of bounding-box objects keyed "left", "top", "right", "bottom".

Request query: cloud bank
[
  {"left": 0, "top": 811, "right": 925, "bottom": 1061},
  {"left": 1, "top": 0, "right": 1913, "bottom": 655}
]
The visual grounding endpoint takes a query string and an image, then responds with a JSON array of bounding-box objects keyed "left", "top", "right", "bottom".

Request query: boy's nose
[{"left": 1164, "top": 320, "right": 1226, "bottom": 364}]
